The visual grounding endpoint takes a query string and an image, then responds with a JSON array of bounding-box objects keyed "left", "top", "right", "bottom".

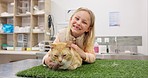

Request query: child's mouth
[{"left": 73, "top": 25, "right": 81, "bottom": 30}]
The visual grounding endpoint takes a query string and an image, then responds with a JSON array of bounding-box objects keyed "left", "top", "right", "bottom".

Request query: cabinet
[{"left": 0, "top": 0, "right": 51, "bottom": 51}]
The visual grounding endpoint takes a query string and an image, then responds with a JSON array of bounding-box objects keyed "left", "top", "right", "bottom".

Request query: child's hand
[
  {"left": 71, "top": 43, "right": 80, "bottom": 51},
  {"left": 66, "top": 41, "right": 73, "bottom": 47},
  {"left": 70, "top": 43, "right": 86, "bottom": 60}
]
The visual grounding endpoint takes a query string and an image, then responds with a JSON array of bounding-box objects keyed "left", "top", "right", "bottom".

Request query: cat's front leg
[
  {"left": 45, "top": 58, "right": 61, "bottom": 69},
  {"left": 49, "top": 62, "right": 63, "bottom": 70}
]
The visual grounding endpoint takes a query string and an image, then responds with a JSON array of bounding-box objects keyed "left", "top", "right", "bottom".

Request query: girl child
[{"left": 42, "top": 7, "right": 96, "bottom": 69}]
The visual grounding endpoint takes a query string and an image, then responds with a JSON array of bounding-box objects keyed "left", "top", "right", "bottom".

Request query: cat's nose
[{"left": 59, "top": 60, "right": 62, "bottom": 63}]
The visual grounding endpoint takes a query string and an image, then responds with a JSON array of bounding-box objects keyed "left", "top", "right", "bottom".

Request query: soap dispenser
[{"left": 94, "top": 41, "right": 99, "bottom": 53}]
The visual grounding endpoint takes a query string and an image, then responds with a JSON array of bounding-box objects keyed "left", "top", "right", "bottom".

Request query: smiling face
[{"left": 70, "top": 11, "right": 91, "bottom": 37}]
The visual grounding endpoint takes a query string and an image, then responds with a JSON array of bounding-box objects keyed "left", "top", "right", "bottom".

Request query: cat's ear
[
  {"left": 50, "top": 43, "right": 56, "bottom": 49},
  {"left": 66, "top": 41, "right": 72, "bottom": 48}
]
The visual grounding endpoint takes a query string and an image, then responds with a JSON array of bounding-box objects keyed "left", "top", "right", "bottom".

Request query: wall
[{"left": 50, "top": 0, "right": 148, "bottom": 55}]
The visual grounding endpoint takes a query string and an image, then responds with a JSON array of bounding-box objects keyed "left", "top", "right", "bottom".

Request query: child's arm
[{"left": 70, "top": 44, "right": 96, "bottom": 63}]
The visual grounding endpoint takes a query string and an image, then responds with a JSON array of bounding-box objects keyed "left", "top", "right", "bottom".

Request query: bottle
[
  {"left": 106, "top": 44, "right": 109, "bottom": 53},
  {"left": 94, "top": 41, "right": 99, "bottom": 53}
]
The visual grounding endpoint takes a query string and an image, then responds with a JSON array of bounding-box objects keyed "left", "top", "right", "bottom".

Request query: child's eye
[
  {"left": 75, "top": 17, "right": 79, "bottom": 20},
  {"left": 82, "top": 21, "right": 87, "bottom": 25}
]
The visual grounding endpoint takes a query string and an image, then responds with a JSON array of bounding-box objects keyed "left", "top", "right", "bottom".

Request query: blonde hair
[{"left": 67, "top": 7, "right": 95, "bottom": 51}]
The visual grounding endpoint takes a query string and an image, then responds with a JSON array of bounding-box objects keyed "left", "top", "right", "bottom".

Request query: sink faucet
[{"left": 114, "top": 37, "right": 120, "bottom": 53}]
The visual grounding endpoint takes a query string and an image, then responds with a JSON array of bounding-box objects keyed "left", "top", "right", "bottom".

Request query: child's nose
[{"left": 77, "top": 20, "right": 81, "bottom": 25}]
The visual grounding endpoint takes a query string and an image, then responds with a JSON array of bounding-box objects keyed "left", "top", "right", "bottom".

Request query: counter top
[
  {"left": 0, "top": 51, "right": 39, "bottom": 55},
  {"left": 0, "top": 59, "right": 42, "bottom": 78},
  {"left": 1, "top": 51, "right": 147, "bottom": 60},
  {"left": 36, "top": 52, "right": 148, "bottom": 60}
]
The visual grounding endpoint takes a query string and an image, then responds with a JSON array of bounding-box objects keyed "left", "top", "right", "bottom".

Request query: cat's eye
[
  {"left": 63, "top": 54, "right": 66, "bottom": 57},
  {"left": 54, "top": 55, "right": 58, "bottom": 57}
]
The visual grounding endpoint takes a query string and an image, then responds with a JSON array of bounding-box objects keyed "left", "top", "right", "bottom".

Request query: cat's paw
[
  {"left": 68, "top": 65, "right": 78, "bottom": 70},
  {"left": 51, "top": 64, "right": 63, "bottom": 70}
]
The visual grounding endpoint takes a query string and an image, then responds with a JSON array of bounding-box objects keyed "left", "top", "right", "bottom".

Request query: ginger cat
[{"left": 48, "top": 42, "right": 82, "bottom": 70}]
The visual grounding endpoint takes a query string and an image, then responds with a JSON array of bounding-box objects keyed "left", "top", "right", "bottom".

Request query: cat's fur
[{"left": 48, "top": 42, "right": 82, "bottom": 70}]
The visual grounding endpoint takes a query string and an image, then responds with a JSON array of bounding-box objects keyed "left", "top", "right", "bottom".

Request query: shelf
[
  {"left": 15, "top": 14, "right": 31, "bottom": 17},
  {"left": 0, "top": 33, "right": 13, "bottom": 34},
  {"left": 0, "top": 0, "right": 51, "bottom": 51},
  {"left": 14, "top": 32, "right": 30, "bottom": 34},
  {"left": 0, "top": 15, "right": 14, "bottom": 18},
  {"left": 32, "top": 13, "right": 45, "bottom": 16},
  {"left": 32, "top": 32, "right": 45, "bottom": 34},
  {"left": 0, "top": 0, "right": 14, "bottom": 3}
]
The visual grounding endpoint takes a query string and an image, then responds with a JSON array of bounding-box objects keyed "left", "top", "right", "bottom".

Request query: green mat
[{"left": 16, "top": 60, "right": 148, "bottom": 78}]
